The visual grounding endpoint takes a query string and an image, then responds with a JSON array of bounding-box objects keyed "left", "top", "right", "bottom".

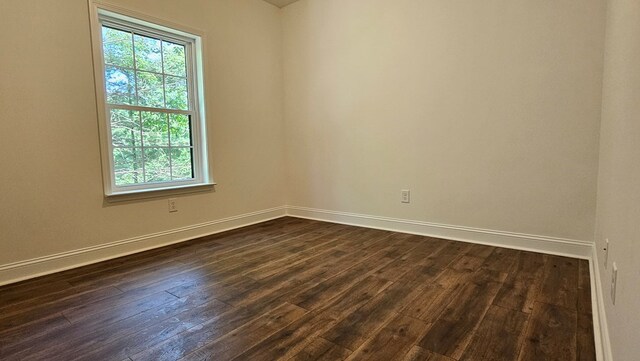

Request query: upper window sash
[{"left": 99, "top": 19, "right": 196, "bottom": 113}]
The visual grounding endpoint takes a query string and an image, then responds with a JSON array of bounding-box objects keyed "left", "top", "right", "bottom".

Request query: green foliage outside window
[{"left": 102, "top": 26, "right": 193, "bottom": 186}]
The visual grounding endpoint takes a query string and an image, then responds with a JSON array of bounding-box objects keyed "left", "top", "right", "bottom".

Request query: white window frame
[{"left": 88, "top": 1, "right": 213, "bottom": 197}]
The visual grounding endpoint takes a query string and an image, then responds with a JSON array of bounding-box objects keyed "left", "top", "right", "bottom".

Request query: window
[{"left": 89, "top": 4, "right": 211, "bottom": 196}]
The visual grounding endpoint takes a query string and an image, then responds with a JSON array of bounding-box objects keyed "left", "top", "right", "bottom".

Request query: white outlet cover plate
[
  {"left": 401, "top": 190, "right": 410, "bottom": 203},
  {"left": 168, "top": 199, "right": 178, "bottom": 213}
]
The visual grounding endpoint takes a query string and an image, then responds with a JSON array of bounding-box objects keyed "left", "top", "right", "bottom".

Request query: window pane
[
  {"left": 102, "top": 27, "right": 134, "bottom": 68},
  {"left": 171, "top": 148, "right": 194, "bottom": 180},
  {"left": 97, "top": 13, "right": 206, "bottom": 193},
  {"left": 141, "top": 111, "right": 169, "bottom": 146},
  {"left": 110, "top": 109, "right": 141, "bottom": 146},
  {"left": 165, "top": 76, "right": 188, "bottom": 110},
  {"left": 113, "top": 147, "right": 143, "bottom": 186},
  {"left": 137, "top": 71, "right": 164, "bottom": 108},
  {"left": 134, "top": 34, "right": 162, "bottom": 73},
  {"left": 105, "top": 66, "right": 136, "bottom": 105},
  {"left": 144, "top": 147, "right": 171, "bottom": 182},
  {"left": 169, "top": 114, "right": 191, "bottom": 146},
  {"left": 162, "top": 41, "right": 186, "bottom": 77}
]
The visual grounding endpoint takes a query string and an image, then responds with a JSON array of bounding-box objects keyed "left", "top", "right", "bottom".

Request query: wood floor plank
[
  {"left": 66, "top": 299, "right": 232, "bottom": 361},
  {"left": 316, "top": 275, "right": 393, "bottom": 321},
  {"left": 289, "top": 253, "right": 396, "bottom": 311},
  {"left": 465, "top": 244, "right": 496, "bottom": 259},
  {"left": 576, "top": 260, "right": 595, "bottom": 361},
  {"left": 0, "top": 285, "right": 123, "bottom": 330},
  {"left": 242, "top": 236, "right": 349, "bottom": 280},
  {"left": 0, "top": 313, "right": 70, "bottom": 358},
  {"left": 577, "top": 283, "right": 593, "bottom": 316},
  {"left": 537, "top": 255, "right": 579, "bottom": 311},
  {"left": 373, "top": 233, "right": 426, "bottom": 259},
  {"left": 67, "top": 217, "right": 311, "bottom": 287},
  {"left": 449, "top": 255, "right": 485, "bottom": 273},
  {"left": 217, "top": 246, "right": 378, "bottom": 308},
  {"left": 0, "top": 218, "right": 303, "bottom": 296},
  {"left": 336, "top": 228, "right": 395, "bottom": 253},
  {"left": 189, "top": 222, "right": 348, "bottom": 272},
  {"left": 143, "top": 302, "right": 307, "bottom": 361},
  {"left": 0, "top": 219, "right": 318, "bottom": 327},
  {"left": 62, "top": 289, "right": 178, "bottom": 324},
  {"left": 459, "top": 305, "right": 529, "bottom": 361},
  {"left": 2, "top": 291, "right": 185, "bottom": 357},
  {"left": 288, "top": 337, "right": 352, "bottom": 361},
  {"left": 373, "top": 239, "right": 447, "bottom": 282},
  {"left": 398, "top": 241, "right": 473, "bottom": 287},
  {"left": 577, "top": 312, "right": 596, "bottom": 361},
  {"left": 0, "top": 279, "right": 123, "bottom": 316},
  {"left": 518, "top": 302, "right": 577, "bottom": 361},
  {"left": 431, "top": 266, "right": 472, "bottom": 288},
  {"left": 397, "top": 283, "right": 449, "bottom": 323},
  {"left": 228, "top": 312, "right": 337, "bottom": 361},
  {"left": 0, "top": 218, "right": 595, "bottom": 361},
  {"left": 0, "top": 279, "right": 73, "bottom": 307},
  {"left": 577, "top": 259, "right": 593, "bottom": 316},
  {"left": 402, "top": 346, "right": 455, "bottom": 361},
  {"left": 578, "top": 259, "right": 591, "bottom": 289},
  {"left": 417, "top": 269, "right": 506, "bottom": 359},
  {"left": 400, "top": 263, "right": 450, "bottom": 287},
  {"left": 424, "top": 241, "right": 473, "bottom": 270},
  {"left": 159, "top": 225, "right": 352, "bottom": 299},
  {"left": 345, "top": 314, "right": 430, "bottom": 361},
  {"left": 493, "top": 252, "right": 546, "bottom": 313},
  {"left": 482, "top": 248, "right": 520, "bottom": 272},
  {"left": 4, "top": 290, "right": 228, "bottom": 361},
  {"left": 130, "top": 275, "right": 321, "bottom": 361},
  {"left": 160, "top": 271, "right": 390, "bottom": 361},
  {"left": 322, "top": 281, "right": 424, "bottom": 351}
]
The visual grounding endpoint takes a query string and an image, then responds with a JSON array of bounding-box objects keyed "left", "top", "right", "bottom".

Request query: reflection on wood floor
[{"left": 0, "top": 217, "right": 596, "bottom": 361}]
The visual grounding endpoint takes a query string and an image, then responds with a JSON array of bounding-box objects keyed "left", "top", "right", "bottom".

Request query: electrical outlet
[
  {"left": 401, "top": 190, "right": 411, "bottom": 203},
  {"left": 604, "top": 239, "right": 610, "bottom": 269},
  {"left": 611, "top": 262, "right": 618, "bottom": 305},
  {"left": 168, "top": 198, "right": 178, "bottom": 213}
]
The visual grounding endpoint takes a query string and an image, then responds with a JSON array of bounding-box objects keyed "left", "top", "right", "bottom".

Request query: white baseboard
[
  {"left": 286, "top": 206, "right": 613, "bottom": 361},
  {"left": 285, "top": 205, "right": 611, "bottom": 359},
  {"left": 0, "top": 206, "right": 287, "bottom": 286},
  {"left": 285, "top": 206, "right": 593, "bottom": 259},
  {"left": 590, "top": 245, "right": 613, "bottom": 361},
  {"left": 0, "top": 203, "right": 610, "bottom": 360}
]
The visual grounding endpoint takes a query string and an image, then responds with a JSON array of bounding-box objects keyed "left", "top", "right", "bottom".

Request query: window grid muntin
[
  {"left": 104, "top": 63, "right": 188, "bottom": 82},
  {"left": 102, "top": 26, "right": 188, "bottom": 111},
  {"left": 158, "top": 40, "right": 173, "bottom": 181},
  {"left": 100, "top": 18, "right": 198, "bottom": 191},
  {"left": 107, "top": 106, "right": 195, "bottom": 186}
]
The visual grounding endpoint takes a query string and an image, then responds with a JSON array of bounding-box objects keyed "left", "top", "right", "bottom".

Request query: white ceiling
[{"left": 263, "top": 0, "right": 301, "bottom": 8}]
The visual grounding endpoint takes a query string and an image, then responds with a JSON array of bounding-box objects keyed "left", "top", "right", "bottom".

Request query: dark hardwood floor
[{"left": 0, "top": 217, "right": 596, "bottom": 361}]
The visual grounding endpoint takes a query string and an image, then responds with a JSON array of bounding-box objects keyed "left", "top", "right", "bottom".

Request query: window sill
[{"left": 105, "top": 182, "right": 216, "bottom": 203}]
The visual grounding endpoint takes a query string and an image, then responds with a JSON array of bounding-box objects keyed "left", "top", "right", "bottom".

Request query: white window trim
[{"left": 88, "top": 0, "right": 213, "bottom": 198}]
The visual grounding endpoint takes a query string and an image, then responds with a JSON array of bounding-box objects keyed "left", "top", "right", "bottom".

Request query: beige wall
[
  {"left": 3, "top": 0, "right": 638, "bottom": 357},
  {"left": 282, "top": 0, "right": 606, "bottom": 241},
  {"left": 595, "top": 0, "right": 640, "bottom": 358},
  {"left": 0, "top": 0, "right": 286, "bottom": 266}
]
